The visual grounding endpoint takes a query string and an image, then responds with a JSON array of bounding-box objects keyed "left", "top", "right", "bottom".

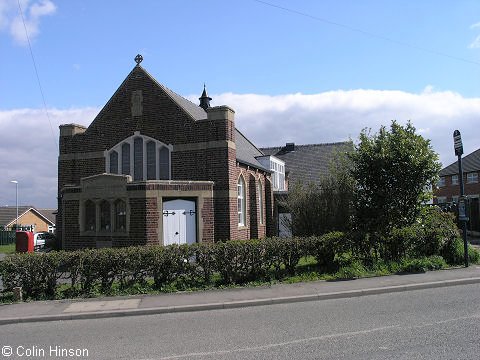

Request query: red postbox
[{"left": 15, "top": 231, "right": 34, "bottom": 253}]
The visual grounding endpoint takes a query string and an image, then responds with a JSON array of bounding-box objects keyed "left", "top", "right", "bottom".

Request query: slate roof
[
  {"left": 440, "top": 148, "right": 480, "bottom": 176},
  {"left": 260, "top": 142, "right": 353, "bottom": 185},
  {"left": 141, "top": 66, "right": 269, "bottom": 172},
  {"left": 235, "top": 129, "right": 269, "bottom": 171},
  {"left": 37, "top": 209, "right": 57, "bottom": 225},
  {"left": 0, "top": 206, "right": 56, "bottom": 227},
  {"left": 142, "top": 66, "right": 208, "bottom": 121}
]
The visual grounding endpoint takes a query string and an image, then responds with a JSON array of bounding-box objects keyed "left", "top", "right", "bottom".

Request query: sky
[{"left": 1, "top": 0, "right": 480, "bottom": 209}]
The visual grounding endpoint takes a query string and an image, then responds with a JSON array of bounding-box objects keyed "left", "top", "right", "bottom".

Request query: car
[{"left": 33, "top": 232, "right": 57, "bottom": 250}]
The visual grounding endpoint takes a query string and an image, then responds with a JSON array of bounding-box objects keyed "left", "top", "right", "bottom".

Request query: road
[{"left": 0, "top": 284, "right": 479, "bottom": 359}]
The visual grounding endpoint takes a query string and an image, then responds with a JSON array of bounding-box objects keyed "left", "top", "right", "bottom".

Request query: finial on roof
[
  {"left": 134, "top": 54, "right": 143, "bottom": 65},
  {"left": 199, "top": 83, "right": 212, "bottom": 110}
]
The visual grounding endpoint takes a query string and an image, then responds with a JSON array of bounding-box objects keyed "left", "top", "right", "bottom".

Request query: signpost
[{"left": 453, "top": 130, "right": 469, "bottom": 267}]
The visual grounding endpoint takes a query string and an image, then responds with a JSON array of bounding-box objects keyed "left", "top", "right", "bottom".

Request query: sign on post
[{"left": 453, "top": 130, "right": 463, "bottom": 156}]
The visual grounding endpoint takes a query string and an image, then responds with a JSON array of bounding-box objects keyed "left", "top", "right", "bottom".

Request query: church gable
[{"left": 77, "top": 64, "right": 207, "bottom": 152}]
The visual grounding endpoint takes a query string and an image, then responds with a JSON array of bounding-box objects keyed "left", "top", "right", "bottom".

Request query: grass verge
[
  {"left": 0, "top": 243, "right": 15, "bottom": 255},
  {"left": 0, "top": 254, "right": 458, "bottom": 304}
]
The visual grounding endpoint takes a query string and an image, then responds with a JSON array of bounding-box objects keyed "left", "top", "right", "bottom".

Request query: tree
[
  {"left": 280, "top": 148, "right": 354, "bottom": 236},
  {"left": 348, "top": 121, "right": 441, "bottom": 239}
]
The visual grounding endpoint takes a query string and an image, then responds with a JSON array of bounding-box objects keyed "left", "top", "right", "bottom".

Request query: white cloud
[
  {"left": 0, "top": 0, "right": 56, "bottom": 45},
  {"left": 0, "top": 107, "right": 98, "bottom": 208},
  {"left": 469, "top": 22, "right": 480, "bottom": 48},
  {"left": 2, "top": 88, "right": 480, "bottom": 208},
  {"left": 469, "top": 35, "right": 480, "bottom": 49}
]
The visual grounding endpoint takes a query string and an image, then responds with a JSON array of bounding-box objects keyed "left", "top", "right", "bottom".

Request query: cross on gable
[{"left": 134, "top": 54, "right": 143, "bottom": 65}]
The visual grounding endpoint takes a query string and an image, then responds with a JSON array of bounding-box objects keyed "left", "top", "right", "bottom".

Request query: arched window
[
  {"left": 121, "top": 143, "right": 130, "bottom": 175},
  {"left": 133, "top": 137, "right": 143, "bottom": 181},
  {"left": 106, "top": 132, "right": 171, "bottom": 181},
  {"left": 146, "top": 141, "right": 156, "bottom": 180},
  {"left": 159, "top": 146, "right": 170, "bottom": 180},
  {"left": 100, "top": 200, "right": 111, "bottom": 231},
  {"left": 109, "top": 151, "right": 118, "bottom": 174},
  {"left": 238, "top": 176, "right": 246, "bottom": 226},
  {"left": 85, "top": 200, "right": 96, "bottom": 231},
  {"left": 258, "top": 181, "right": 264, "bottom": 225},
  {"left": 114, "top": 199, "right": 127, "bottom": 232}
]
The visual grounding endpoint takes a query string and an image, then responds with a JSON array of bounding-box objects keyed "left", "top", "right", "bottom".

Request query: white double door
[{"left": 162, "top": 199, "right": 197, "bottom": 246}]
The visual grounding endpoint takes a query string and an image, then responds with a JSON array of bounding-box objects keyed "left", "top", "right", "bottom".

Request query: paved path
[{"left": 1, "top": 265, "right": 480, "bottom": 325}]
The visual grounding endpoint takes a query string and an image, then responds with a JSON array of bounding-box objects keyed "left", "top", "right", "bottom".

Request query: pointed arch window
[
  {"left": 105, "top": 132, "right": 172, "bottom": 181},
  {"left": 109, "top": 151, "right": 118, "bottom": 174},
  {"left": 146, "top": 141, "right": 156, "bottom": 180},
  {"left": 258, "top": 181, "right": 264, "bottom": 225},
  {"left": 121, "top": 143, "right": 130, "bottom": 175},
  {"left": 238, "top": 176, "right": 246, "bottom": 226},
  {"left": 159, "top": 146, "right": 170, "bottom": 180},
  {"left": 134, "top": 137, "right": 143, "bottom": 181}
]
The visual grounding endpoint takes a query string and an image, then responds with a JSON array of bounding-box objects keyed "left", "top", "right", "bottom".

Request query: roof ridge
[
  {"left": 260, "top": 141, "right": 351, "bottom": 150},
  {"left": 140, "top": 66, "right": 207, "bottom": 121}
]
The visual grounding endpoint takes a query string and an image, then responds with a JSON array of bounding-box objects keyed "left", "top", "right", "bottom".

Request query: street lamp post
[
  {"left": 453, "top": 130, "right": 469, "bottom": 267},
  {"left": 10, "top": 180, "right": 18, "bottom": 230}
]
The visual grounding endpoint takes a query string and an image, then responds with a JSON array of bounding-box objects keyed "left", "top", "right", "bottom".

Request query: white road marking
[{"left": 150, "top": 314, "right": 480, "bottom": 360}]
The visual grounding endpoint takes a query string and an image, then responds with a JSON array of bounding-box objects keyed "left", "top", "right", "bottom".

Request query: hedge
[
  {"left": 1, "top": 229, "right": 478, "bottom": 301},
  {"left": 0, "top": 234, "right": 342, "bottom": 300}
]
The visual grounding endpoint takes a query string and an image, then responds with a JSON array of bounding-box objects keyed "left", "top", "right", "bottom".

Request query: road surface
[{"left": 0, "top": 283, "right": 479, "bottom": 359}]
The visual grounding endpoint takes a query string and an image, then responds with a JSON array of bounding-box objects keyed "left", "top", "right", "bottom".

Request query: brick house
[
  {"left": 0, "top": 206, "right": 56, "bottom": 233},
  {"left": 434, "top": 148, "right": 480, "bottom": 232},
  {"left": 57, "top": 58, "right": 280, "bottom": 249}
]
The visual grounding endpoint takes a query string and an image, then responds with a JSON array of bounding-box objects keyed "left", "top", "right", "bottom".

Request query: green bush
[
  {"left": 442, "top": 237, "right": 480, "bottom": 265},
  {"left": 0, "top": 230, "right": 466, "bottom": 302},
  {"left": 213, "top": 240, "right": 269, "bottom": 284},
  {"left": 399, "top": 256, "right": 447, "bottom": 273},
  {"left": 384, "top": 207, "right": 460, "bottom": 261},
  {"left": 307, "top": 232, "right": 347, "bottom": 271}
]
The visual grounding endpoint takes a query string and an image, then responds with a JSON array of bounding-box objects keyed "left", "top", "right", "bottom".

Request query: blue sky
[{"left": 1, "top": 0, "right": 480, "bottom": 208}]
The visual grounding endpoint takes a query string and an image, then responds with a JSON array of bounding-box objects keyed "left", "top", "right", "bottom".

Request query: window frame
[
  {"left": 437, "top": 177, "right": 446, "bottom": 188},
  {"left": 105, "top": 131, "right": 172, "bottom": 181},
  {"left": 114, "top": 199, "right": 127, "bottom": 232},
  {"left": 99, "top": 200, "right": 111, "bottom": 231},
  {"left": 238, "top": 176, "right": 246, "bottom": 227},
  {"left": 258, "top": 180, "right": 264, "bottom": 225},
  {"left": 451, "top": 175, "right": 459, "bottom": 185},
  {"left": 467, "top": 172, "right": 478, "bottom": 184}
]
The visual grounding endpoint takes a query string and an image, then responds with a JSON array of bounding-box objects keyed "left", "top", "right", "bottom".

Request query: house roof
[
  {"left": 37, "top": 209, "right": 57, "bottom": 225},
  {"left": 141, "top": 66, "right": 208, "bottom": 121},
  {"left": 89, "top": 64, "right": 270, "bottom": 173},
  {"left": 235, "top": 129, "right": 269, "bottom": 172},
  {"left": 0, "top": 206, "right": 56, "bottom": 227},
  {"left": 440, "top": 148, "right": 480, "bottom": 176},
  {"left": 260, "top": 142, "right": 353, "bottom": 185},
  {"left": 141, "top": 66, "right": 269, "bottom": 172}
]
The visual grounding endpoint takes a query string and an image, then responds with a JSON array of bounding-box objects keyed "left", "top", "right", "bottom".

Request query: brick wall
[
  {"left": 58, "top": 64, "right": 272, "bottom": 247},
  {"left": 434, "top": 172, "right": 480, "bottom": 202}
]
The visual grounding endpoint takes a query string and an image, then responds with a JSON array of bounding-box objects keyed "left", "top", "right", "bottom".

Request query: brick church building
[{"left": 57, "top": 56, "right": 280, "bottom": 249}]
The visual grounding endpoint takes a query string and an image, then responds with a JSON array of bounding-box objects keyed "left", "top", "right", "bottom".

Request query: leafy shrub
[
  {"left": 264, "top": 237, "right": 305, "bottom": 277},
  {"left": 213, "top": 240, "right": 269, "bottom": 284},
  {"left": 399, "top": 256, "right": 447, "bottom": 273},
  {"left": 384, "top": 207, "right": 460, "bottom": 261},
  {"left": 307, "top": 232, "right": 347, "bottom": 271},
  {"left": 442, "top": 237, "right": 480, "bottom": 265}
]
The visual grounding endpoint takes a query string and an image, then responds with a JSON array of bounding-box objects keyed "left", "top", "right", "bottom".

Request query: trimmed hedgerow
[{"left": 1, "top": 229, "right": 478, "bottom": 301}]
